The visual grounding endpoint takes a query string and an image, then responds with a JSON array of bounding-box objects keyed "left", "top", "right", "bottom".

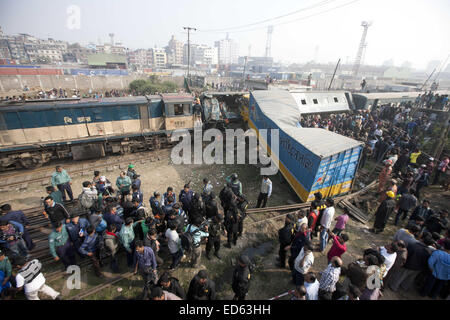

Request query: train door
[{"left": 139, "top": 104, "right": 150, "bottom": 132}]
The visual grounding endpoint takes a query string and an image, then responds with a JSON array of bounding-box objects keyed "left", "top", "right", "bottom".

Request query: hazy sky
[{"left": 0, "top": 0, "right": 449, "bottom": 69}]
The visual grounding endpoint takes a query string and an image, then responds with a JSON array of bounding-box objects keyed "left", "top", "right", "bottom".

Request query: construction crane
[
  {"left": 265, "top": 26, "right": 273, "bottom": 58},
  {"left": 352, "top": 21, "right": 372, "bottom": 77}
]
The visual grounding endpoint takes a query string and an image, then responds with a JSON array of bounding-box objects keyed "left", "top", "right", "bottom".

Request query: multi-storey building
[
  {"left": 128, "top": 49, "right": 153, "bottom": 68},
  {"left": 166, "top": 35, "right": 184, "bottom": 65},
  {"left": 152, "top": 48, "right": 167, "bottom": 68},
  {"left": 214, "top": 35, "right": 239, "bottom": 65}
]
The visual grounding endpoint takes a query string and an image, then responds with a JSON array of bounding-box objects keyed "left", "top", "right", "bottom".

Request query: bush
[{"left": 129, "top": 78, "right": 178, "bottom": 95}]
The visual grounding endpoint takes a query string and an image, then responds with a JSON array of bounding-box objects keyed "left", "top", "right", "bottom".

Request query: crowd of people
[
  {"left": 0, "top": 95, "right": 448, "bottom": 301},
  {"left": 0, "top": 88, "right": 129, "bottom": 102},
  {"left": 0, "top": 163, "right": 276, "bottom": 300},
  {"left": 283, "top": 101, "right": 449, "bottom": 300}
]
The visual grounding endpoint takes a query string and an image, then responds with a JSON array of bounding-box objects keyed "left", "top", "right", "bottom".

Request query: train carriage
[
  {"left": 248, "top": 90, "right": 363, "bottom": 202},
  {"left": 0, "top": 94, "right": 194, "bottom": 170}
]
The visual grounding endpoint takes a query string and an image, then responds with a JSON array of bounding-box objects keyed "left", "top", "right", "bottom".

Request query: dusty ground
[{"left": 2, "top": 151, "right": 449, "bottom": 300}]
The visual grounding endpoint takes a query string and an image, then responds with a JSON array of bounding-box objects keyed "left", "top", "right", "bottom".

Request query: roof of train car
[
  {"left": 352, "top": 92, "right": 421, "bottom": 99},
  {"left": 0, "top": 95, "right": 163, "bottom": 112},
  {"left": 251, "top": 90, "right": 363, "bottom": 158}
]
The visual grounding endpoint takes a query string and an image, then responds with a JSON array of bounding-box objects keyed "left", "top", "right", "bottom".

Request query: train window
[
  {"left": 334, "top": 97, "right": 339, "bottom": 103},
  {"left": 301, "top": 99, "right": 307, "bottom": 105},
  {"left": 174, "top": 104, "right": 184, "bottom": 115},
  {"left": 183, "top": 104, "right": 191, "bottom": 115},
  {"left": 313, "top": 99, "right": 318, "bottom": 104}
]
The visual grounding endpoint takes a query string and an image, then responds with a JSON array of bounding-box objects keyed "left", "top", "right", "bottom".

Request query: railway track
[
  {"left": 12, "top": 178, "right": 377, "bottom": 299},
  {"left": 0, "top": 149, "right": 171, "bottom": 190}
]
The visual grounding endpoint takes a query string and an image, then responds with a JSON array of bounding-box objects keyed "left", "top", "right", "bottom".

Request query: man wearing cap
[
  {"left": 277, "top": 214, "right": 296, "bottom": 268},
  {"left": 226, "top": 173, "right": 243, "bottom": 197},
  {"left": 149, "top": 192, "right": 163, "bottom": 216},
  {"left": 179, "top": 184, "right": 194, "bottom": 217},
  {"left": 51, "top": 165, "right": 73, "bottom": 202},
  {"left": 126, "top": 164, "right": 137, "bottom": 180},
  {"left": 48, "top": 221, "right": 77, "bottom": 269},
  {"left": 372, "top": 191, "right": 397, "bottom": 234},
  {"left": 131, "top": 174, "right": 141, "bottom": 191},
  {"left": 187, "top": 270, "right": 216, "bottom": 300},
  {"left": 232, "top": 255, "right": 253, "bottom": 300},
  {"left": 0, "top": 204, "right": 34, "bottom": 250},
  {"left": 66, "top": 212, "right": 90, "bottom": 255}
]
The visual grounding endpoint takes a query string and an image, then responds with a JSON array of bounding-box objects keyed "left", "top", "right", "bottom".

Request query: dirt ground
[{"left": 2, "top": 152, "right": 449, "bottom": 300}]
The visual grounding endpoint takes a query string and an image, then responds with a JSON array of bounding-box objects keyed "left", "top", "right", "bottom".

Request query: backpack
[
  {"left": 78, "top": 191, "right": 97, "bottom": 210},
  {"left": 180, "top": 224, "right": 200, "bottom": 252}
]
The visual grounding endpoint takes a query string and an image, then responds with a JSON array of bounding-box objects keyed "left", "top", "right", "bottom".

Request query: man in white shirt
[
  {"left": 379, "top": 242, "right": 398, "bottom": 278},
  {"left": 304, "top": 272, "right": 320, "bottom": 300},
  {"left": 256, "top": 176, "right": 272, "bottom": 208},
  {"left": 165, "top": 221, "right": 183, "bottom": 270},
  {"left": 319, "top": 198, "right": 335, "bottom": 252},
  {"left": 14, "top": 257, "right": 61, "bottom": 300},
  {"left": 292, "top": 241, "right": 314, "bottom": 285}
]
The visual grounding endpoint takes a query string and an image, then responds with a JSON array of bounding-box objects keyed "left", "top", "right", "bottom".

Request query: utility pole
[
  {"left": 183, "top": 26, "right": 196, "bottom": 79},
  {"left": 328, "top": 58, "right": 341, "bottom": 90}
]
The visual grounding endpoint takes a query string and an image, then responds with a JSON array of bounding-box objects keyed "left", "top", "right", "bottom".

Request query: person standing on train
[{"left": 51, "top": 166, "right": 74, "bottom": 202}]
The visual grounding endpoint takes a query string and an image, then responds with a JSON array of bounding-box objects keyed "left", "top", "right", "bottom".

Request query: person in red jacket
[{"left": 327, "top": 230, "right": 349, "bottom": 263}]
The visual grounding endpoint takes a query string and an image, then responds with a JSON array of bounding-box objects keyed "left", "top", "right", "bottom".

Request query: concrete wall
[{"left": 0, "top": 74, "right": 149, "bottom": 95}]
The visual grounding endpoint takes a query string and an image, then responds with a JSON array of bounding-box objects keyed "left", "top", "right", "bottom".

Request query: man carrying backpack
[
  {"left": 184, "top": 217, "right": 209, "bottom": 268},
  {"left": 79, "top": 181, "right": 98, "bottom": 212}
]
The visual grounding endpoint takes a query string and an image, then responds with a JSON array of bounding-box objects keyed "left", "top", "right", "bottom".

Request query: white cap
[{"left": 100, "top": 176, "right": 106, "bottom": 182}]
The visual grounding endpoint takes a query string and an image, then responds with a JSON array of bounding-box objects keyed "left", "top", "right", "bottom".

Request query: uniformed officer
[
  {"left": 205, "top": 214, "right": 224, "bottom": 260},
  {"left": 187, "top": 270, "right": 216, "bottom": 300},
  {"left": 204, "top": 192, "right": 219, "bottom": 219},
  {"left": 277, "top": 214, "right": 296, "bottom": 268},
  {"left": 226, "top": 173, "right": 243, "bottom": 197},
  {"left": 48, "top": 221, "right": 76, "bottom": 269},
  {"left": 224, "top": 201, "right": 240, "bottom": 248},
  {"left": 219, "top": 182, "right": 235, "bottom": 213},
  {"left": 232, "top": 254, "right": 253, "bottom": 300}
]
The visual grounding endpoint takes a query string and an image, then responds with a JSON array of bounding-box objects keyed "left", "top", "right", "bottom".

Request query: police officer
[
  {"left": 187, "top": 270, "right": 216, "bottom": 300},
  {"left": 189, "top": 193, "right": 205, "bottom": 223},
  {"left": 157, "top": 271, "right": 186, "bottom": 299},
  {"left": 232, "top": 254, "right": 253, "bottom": 300},
  {"left": 277, "top": 214, "right": 296, "bottom": 268},
  {"left": 224, "top": 200, "right": 240, "bottom": 248},
  {"left": 48, "top": 221, "right": 76, "bottom": 269},
  {"left": 205, "top": 214, "right": 224, "bottom": 260},
  {"left": 226, "top": 173, "right": 243, "bottom": 197},
  {"left": 219, "top": 182, "right": 235, "bottom": 213},
  {"left": 204, "top": 192, "right": 219, "bottom": 219}
]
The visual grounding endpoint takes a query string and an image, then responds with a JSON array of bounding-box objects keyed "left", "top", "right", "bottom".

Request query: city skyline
[{"left": 0, "top": 0, "right": 449, "bottom": 70}]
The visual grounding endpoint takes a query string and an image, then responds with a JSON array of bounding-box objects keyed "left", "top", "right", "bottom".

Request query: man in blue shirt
[
  {"left": 134, "top": 240, "right": 157, "bottom": 299},
  {"left": 0, "top": 204, "right": 34, "bottom": 250},
  {"left": 79, "top": 226, "right": 103, "bottom": 277},
  {"left": 103, "top": 206, "right": 124, "bottom": 232}
]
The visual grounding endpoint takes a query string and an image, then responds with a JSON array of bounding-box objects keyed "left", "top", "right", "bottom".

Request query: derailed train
[
  {"left": 0, "top": 94, "right": 195, "bottom": 170},
  {"left": 248, "top": 90, "right": 363, "bottom": 202}
]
